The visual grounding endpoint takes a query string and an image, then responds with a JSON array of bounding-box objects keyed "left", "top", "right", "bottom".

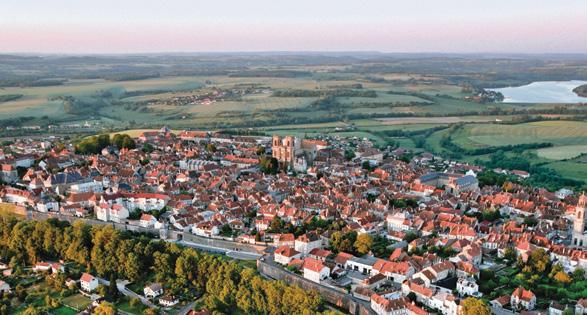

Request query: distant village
[{"left": 0, "top": 126, "right": 586, "bottom": 315}]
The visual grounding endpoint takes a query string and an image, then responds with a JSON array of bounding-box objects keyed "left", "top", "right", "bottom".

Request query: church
[
  {"left": 573, "top": 193, "right": 587, "bottom": 248},
  {"left": 271, "top": 135, "right": 326, "bottom": 172}
]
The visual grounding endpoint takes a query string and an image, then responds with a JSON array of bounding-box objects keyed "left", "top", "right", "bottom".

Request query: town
[{"left": 0, "top": 127, "right": 586, "bottom": 315}]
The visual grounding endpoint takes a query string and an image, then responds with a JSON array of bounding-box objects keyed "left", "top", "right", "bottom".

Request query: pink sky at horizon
[{"left": 1, "top": 0, "right": 586, "bottom": 54}]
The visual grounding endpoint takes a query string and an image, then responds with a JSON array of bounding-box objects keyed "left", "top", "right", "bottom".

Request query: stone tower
[
  {"left": 573, "top": 193, "right": 587, "bottom": 247},
  {"left": 272, "top": 135, "right": 296, "bottom": 164}
]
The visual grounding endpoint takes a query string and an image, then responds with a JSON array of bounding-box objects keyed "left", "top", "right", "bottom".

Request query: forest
[{"left": 0, "top": 217, "right": 328, "bottom": 315}]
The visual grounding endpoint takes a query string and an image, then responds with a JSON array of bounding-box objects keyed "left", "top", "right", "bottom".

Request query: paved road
[
  {"left": 94, "top": 276, "right": 156, "bottom": 309},
  {"left": 226, "top": 251, "right": 261, "bottom": 260},
  {"left": 178, "top": 240, "right": 262, "bottom": 260},
  {"left": 116, "top": 280, "right": 156, "bottom": 309},
  {"left": 182, "top": 232, "right": 266, "bottom": 254}
]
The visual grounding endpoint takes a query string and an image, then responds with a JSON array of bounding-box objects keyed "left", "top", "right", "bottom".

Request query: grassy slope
[
  {"left": 451, "top": 121, "right": 587, "bottom": 149},
  {"left": 424, "top": 121, "right": 587, "bottom": 185}
]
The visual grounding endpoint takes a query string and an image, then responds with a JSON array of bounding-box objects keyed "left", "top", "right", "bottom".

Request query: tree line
[
  {"left": 0, "top": 217, "right": 328, "bottom": 315},
  {"left": 0, "top": 94, "right": 23, "bottom": 103},
  {"left": 272, "top": 89, "right": 377, "bottom": 98}
]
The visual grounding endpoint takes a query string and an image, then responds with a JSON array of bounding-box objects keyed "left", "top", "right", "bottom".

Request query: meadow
[
  {"left": 422, "top": 120, "right": 587, "bottom": 188},
  {"left": 0, "top": 77, "right": 203, "bottom": 119},
  {"left": 449, "top": 121, "right": 587, "bottom": 149},
  {"left": 537, "top": 145, "right": 587, "bottom": 160}
]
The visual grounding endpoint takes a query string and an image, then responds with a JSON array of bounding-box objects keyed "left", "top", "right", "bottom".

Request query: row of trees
[
  {"left": 0, "top": 217, "right": 326, "bottom": 315},
  {"left": 75, "top": 133, "right": 135, "bottom": 154},
  {"left": 272, "top": 88, "right": 377, "bottom": 98}
]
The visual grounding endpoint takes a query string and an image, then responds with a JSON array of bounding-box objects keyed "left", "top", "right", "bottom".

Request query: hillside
[{"left": 573, "top": 83, "right": 587, "bottom": 97}]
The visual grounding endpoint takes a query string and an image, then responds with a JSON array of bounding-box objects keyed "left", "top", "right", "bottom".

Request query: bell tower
[{"left": 573, "top": 193, "right": 587, "bottom": 247}]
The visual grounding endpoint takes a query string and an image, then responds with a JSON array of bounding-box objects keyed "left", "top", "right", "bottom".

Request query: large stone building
[
  {"left": 417, "top": 172, "right": 479, "bottom": 194},
  {"left": 272, "top": 135, "right": 299, "bottom": 165},
  {"left": 573, "top": 193, "right": 587, "bottom": 247},
  {"left": 271, "top": 135, "right": 325, "bottom": 172}
]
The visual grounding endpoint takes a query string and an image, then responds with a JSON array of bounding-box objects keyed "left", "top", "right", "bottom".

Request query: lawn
[
  {"left": 62, "top": 294, "right": 92, "bottom": 310},
  {"left": 116, "top": 296, "right": 147, "bottom": 314},
  {"left": 126, "top": 273, "right": 156, "bottom": 294},
  {"left": 236, "top": 259, "right": 258, "bottom": 270},
  {"left": 53, "top": 306, "right": 78, "bottom": 315}
]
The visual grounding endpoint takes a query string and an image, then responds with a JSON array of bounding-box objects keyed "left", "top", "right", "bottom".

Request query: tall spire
[{"left": 579, "top": 192, "right": 587, "bottom": 208}]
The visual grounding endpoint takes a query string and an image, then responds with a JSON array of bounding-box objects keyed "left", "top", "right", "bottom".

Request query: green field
[
  {"left": 537, "top": 145, "right": 587, "bottom": 160},
  {"left": 53, "top": 306, "right": 78, "bottom": 315},
  {"left": 451, "top": 121, "right": 587, "bottom": 149},
  {"left": 0, "top": 77, "right": 204, "bottom": 120},
  {"left": 546, "top": 161, "right": 587, "bottom": 182},
  {"left": 421, "top": 120, "right": 587, "bottom": 187}
]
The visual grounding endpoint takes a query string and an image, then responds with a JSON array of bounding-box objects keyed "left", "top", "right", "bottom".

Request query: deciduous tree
[
  {"left": 461, "top": 297, "right": 491, "bottom": 315},
  {"left": 93, "top": 302, "right": 116, "bottom": 315},
  {"left": 354, "top": 233, "right": 373, "bottom": 255}
]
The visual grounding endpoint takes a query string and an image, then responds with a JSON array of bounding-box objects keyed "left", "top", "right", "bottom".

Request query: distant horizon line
[{"left": 2, "top": 51, "right": 587, "bottom": 57}]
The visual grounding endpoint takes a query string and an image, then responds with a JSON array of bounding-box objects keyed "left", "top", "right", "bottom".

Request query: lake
[{"left": 488, "top": 80, "right": 587, "bottom": 103}]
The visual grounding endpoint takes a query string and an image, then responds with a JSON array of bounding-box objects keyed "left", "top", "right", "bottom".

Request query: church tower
[{"left": 573, "top": 193, "right": 587, "bottom": 247}]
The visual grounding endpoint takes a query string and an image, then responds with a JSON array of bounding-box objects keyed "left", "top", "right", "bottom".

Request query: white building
[
  {"left": 192, "top": 221, "right": 220, "bottom": 237},
  {"left": 274, "top": 246, "right": 301, "bottom": 265},
  {"left": 386, "top": 211, "right": 411, "bottom": 232},
  {"left": 139, "top": 213, "right": 157, "bottom": 228},
  {"left": 303, "top": 258, "right": 330, "bottom": 283},
  {"left": 576, "top": 299, "right": 587, "bottom": 314},
  {"left": 144, "top": 283, "right": 164, "bottom": 298},
  {"left": 80, "top": 273, "right": 99, "bottom": 292},
  {"left": 456, "top": 277, "right": 480, "bottom": 297},
  {"left": 95, "top": 203, "right": 129, "bottom": 223},
  {"left": 511, "top": 286, "right": 536, "bottom": 311},
  {"left": 70, "top": 181, "right": 103, "bottom": 193},
  {"left": 36, "top": 199, "right": 59, "bottom": 213},
  {"left": 0, "top": 280, "right": 10, "bottom": 293},
  {"left": 370, "top": 294, "right": 412, "bottom": 315},
  {"left": 123, "top": 193, "right": 169, "bottom": 212},
  {"left": 294, "top": 233, "right": 322, "bottom": 257},
  {"left": 159, "top": 296, "right": 179, "bottom": 307},
  {"left": 347, "top": 256, "right": 377, "bottom": 275}
]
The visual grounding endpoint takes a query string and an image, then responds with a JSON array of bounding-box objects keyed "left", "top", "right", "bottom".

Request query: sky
[{"left": 0, "top": 0, "right": 586, "bottom": 54}]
